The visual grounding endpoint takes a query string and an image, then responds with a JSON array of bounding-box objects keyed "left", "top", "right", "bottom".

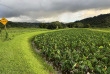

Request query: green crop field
[
  {"left": 34, "top": 28, "right": 110, "bottom": 74},
  {"left": 0, "top": 28, "right": 110, "bottom": 74}
]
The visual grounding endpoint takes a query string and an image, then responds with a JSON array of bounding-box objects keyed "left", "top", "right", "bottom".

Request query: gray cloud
[{"left": 0, "top": 0, "right": 110, "bottom": 22}]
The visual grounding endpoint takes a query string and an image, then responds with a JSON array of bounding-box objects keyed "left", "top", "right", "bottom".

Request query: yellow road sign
[{"left": 0, "top": 17, "right": 8, "bottom": 25}]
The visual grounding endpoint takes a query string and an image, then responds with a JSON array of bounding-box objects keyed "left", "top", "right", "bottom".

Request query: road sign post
[{"left": 0, "top": 17, "right": 8, "bottom": 40}]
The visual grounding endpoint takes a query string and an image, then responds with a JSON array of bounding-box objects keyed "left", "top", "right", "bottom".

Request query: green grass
[{"left": 0, "top": 28, "right": 54, "bottom": 74}]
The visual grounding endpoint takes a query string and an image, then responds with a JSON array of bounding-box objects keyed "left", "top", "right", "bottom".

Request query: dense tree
[
  {"left": 47, "top": 24, "right": 56, "bottom": 29},
  {"left": 0, "top": 23, "right": 5, "bottom": 29},
  {"left": 75, "top": 22, "right": 84, "bottom": 28},
  {"left": 67, "top": 23, "right": 75, "bottom": 28},
  {"left": 39, "top": 23, "right": 45, "bottom": 28},
  {"left": 84, "top": 24, "right": 91, "bottom": 28},
  {"left": 46, "top": 21, "right": 63, "bottom": 29},
  {"left": 62, "top": 23, "right": 67, "bottom": 28},
  {"left": 51, "top": 21, "right": 62, "bottom": 29}
]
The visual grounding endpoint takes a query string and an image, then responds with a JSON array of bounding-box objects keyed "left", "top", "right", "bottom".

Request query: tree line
[
  {"left": 39, "top": 21, "right": 90, "bottom": 29},
  {"left": 0, "top": 21, "right": 90, "bottom": 29}
]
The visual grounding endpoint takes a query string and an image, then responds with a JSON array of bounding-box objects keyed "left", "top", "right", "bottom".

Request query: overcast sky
[{"left": 0, "top": 0, "right": 110, "bottom": 23}]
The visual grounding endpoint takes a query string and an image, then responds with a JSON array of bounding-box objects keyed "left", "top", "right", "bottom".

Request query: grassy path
[{"left": 0, "top": 31, "right": 55, "bottom": 74}]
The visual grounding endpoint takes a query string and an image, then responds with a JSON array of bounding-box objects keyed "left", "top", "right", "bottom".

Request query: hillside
[{"left": 75, "top": 13, "right": 110, "bottom": 27}]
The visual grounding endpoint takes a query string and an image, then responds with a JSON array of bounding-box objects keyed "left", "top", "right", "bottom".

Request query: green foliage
[
  {"left": 65, "top": 14, "right": 110, "bottom": 28},
  {"left": 52, "top": 21, "right": 62, "bottom": 28},
  {"left": 47, "top": 21, "right": 63, "bottom": 29},
  {"left": 39, "top": 21, "right": 67, "bottom": 29},
  {"left": 75, "top": 22, "right": 84, "bottom": 28},
  {"left": 0, "top": 28, "right": 1, "bottom": 33},
  {"left": 39, "top": 23, "right": 48, "bottom": 28},
  {"left": 67, "top": 22, "right": 85, "bottom": 28},
  {"left": 84, "top": 24, "right": 91, "bottom": 28},
  {"left": 75, "top": 14, "right": 110, "bottom": 28},
  {"left": 107, "top": 67, "right": 110, "bottom": 73},
  {"left": 34, "top": 29, "right": 110, "bottom": 73},
  {"left": 7, "top": 21, "right": 39, "bottom": 28},
  {"left": 0, "top": 23, "right": 4, "bottom": 29},
  {"left": 5, "top": 30, "right": 9, "bottom": 40},
  {"left": 67, "top": 23, "right": 75, "bottom": 28}
]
